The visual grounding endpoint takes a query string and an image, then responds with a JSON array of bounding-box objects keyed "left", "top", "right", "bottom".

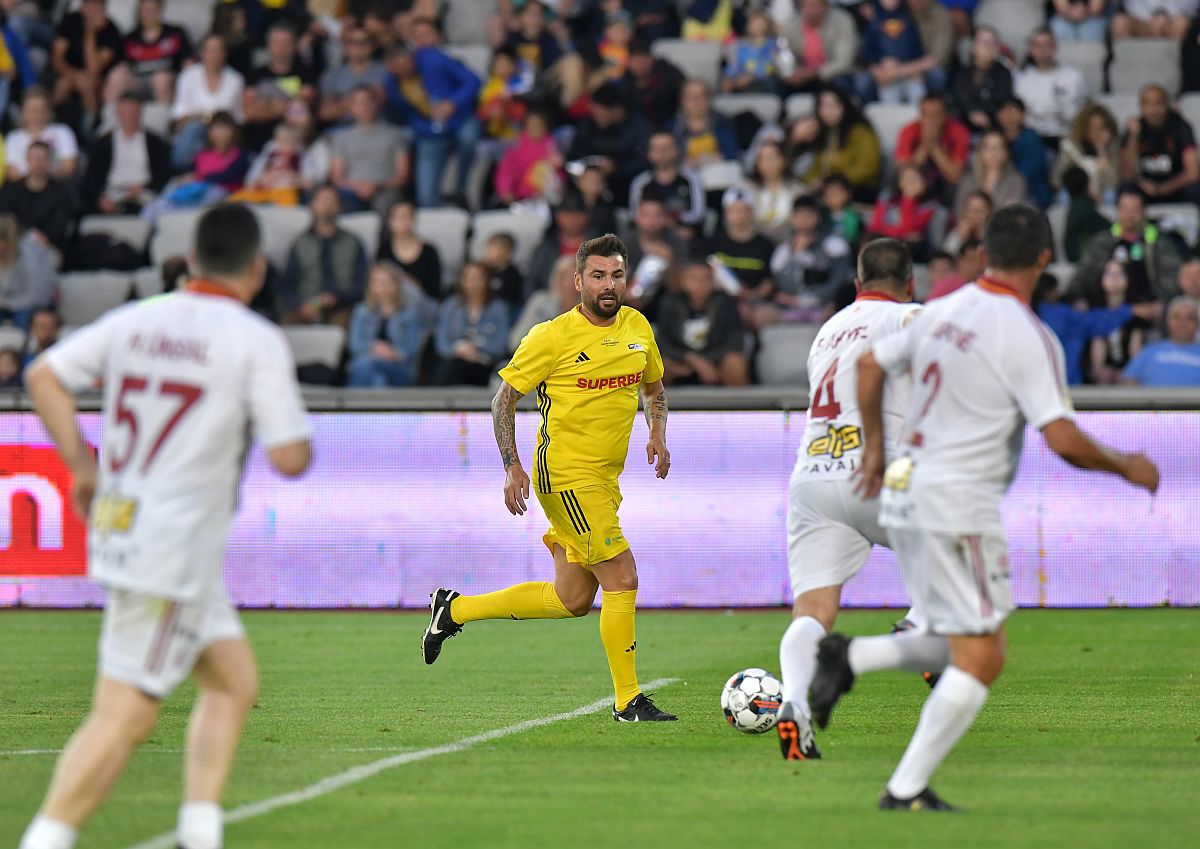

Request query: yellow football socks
[
  {"left": 600, "top": 589, "right": 640, "bottom": 710},
  {"left": 450, "top": 581, "right": 573, "bottom": 624}
]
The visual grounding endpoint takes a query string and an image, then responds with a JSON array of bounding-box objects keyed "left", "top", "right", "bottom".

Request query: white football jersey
[
  {"left": 872, "top": 278, "right": 1074, "bottom": 534},
  {"left": 43, "top": 283, "right": 310, "bottom": 602},
  {"left": 795, "top": 292, "right": 921, "bottom": 481}
]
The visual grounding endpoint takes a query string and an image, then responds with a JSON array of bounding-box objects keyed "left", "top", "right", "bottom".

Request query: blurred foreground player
[
  {"left": 777, "top": 238, "right": 927, "bottom": 762},
  {"left": 20, "top": 204, "right": 312, "bottom": 849},
  {"left": 423, "top": 234, "right": 677, "bottom": 721},
  {"left": 811, "top": 204, "right": 1159, "bottom": 810}
]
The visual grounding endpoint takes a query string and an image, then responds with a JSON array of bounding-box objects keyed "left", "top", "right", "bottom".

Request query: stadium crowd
[{"left": 0, "top": 0, "right": 1199, "bottom": 388}]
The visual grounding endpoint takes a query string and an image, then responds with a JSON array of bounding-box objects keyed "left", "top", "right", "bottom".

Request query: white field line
[
  {"left": 126, "top": 677, "right": 681, "bottom": 849},
  {"left": 0, "top": 746, "right": 423, "bottom": 757}
]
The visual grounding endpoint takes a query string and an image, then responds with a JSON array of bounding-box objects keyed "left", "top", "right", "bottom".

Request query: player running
[
  {"left": 422, "top": 234, "right": 677, "bottom": 722},
  {"left": 19, "top": 204, "right": 311, "bottom": 849},
  {"left": 776, "top": 238, "right": 926, "bottom": 762},
  {"left": 810, "top": 204, "right": 1159, "bottom": 810}
]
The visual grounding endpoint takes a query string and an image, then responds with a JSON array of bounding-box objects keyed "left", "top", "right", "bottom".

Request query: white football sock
[
  {"left": 19, "top": 815, "right": 77, "bottom": 849},
  {"left": 848, "top": 631, "right": 950, "bottom": 675},
  {"left": 178, "top": 802, "right": 223, "bottom": 849},
  {"left": 886, "top": 666, "right": 989, "bottom": 799},
  {"left": 779, "top": 616, "right": 826, "bottom": 717}
]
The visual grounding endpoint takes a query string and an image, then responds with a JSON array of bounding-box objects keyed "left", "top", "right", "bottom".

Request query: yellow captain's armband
[
  {"left": 883, "top": 457, "right": 914, "bottom": 492},
  {"left": 807, "top": 424, "right": 862, "bottom": 460},
  {"left": 92, "top": 496, "right": 138, "bottom": 535}
]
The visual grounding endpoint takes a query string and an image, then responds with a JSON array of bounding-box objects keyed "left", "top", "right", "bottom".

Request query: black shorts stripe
[
  {"left": 565, "top": 490, "right": 591, "bottom": 532},
  {"left": 536, "top": 382, "right": 551, "bottom": 494},
  {"left": 559, "top": 491, "right": 585, "bottom": 535}
]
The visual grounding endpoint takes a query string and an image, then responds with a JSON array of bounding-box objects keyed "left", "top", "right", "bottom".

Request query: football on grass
[{"left": 721, "top": 668, "right": 782, "bottom": 733}]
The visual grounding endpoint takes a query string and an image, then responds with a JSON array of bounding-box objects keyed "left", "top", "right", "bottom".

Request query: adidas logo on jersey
[{"left": 575, "top": 351, "right": 591, "bottom": 363}]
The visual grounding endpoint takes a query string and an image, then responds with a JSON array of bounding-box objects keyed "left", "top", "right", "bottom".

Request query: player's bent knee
[{"left": 565, "top": 598, "right": 594, "bottom": 617}]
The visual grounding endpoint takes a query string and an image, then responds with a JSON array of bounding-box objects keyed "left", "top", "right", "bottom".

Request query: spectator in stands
[
  {"left": 281, "top": 184, "right": 367, "bottom": 326},
  {"left": 798, "top": 84, "right": 881, "bottom": 200},
  {"left": 619, "top": 195, "right": 687, "bottom": 308},
  {"left": 1111, "top": 0, "right": 1195, "bottom": 41},
  {"left": 629, "top": 131, "right": 705, "bottom": 234},
  {"left": 478, "top": 48, "right": 529, "bottom": 143},
  {"left": 951, "top": 26, "right": 1012, "bottom": 134},
  {"left": 1071, "top": 185, "right": 1184, "bottom": 303},
  {"left": 21, "top": 306, "right": 60, "bottom": 366},
  {"left": 584, "top": 8, "right": 635, "bottom": 91},
  {"left": 673, "top": 79, "right": 739, "bottom": 168},
  {"left": 658, "top": 260, "right": 749, "bottom": 387},
  {"left": 1177, "top": 254, "right": 1200, "bottom": 299},
  {"left": 232, "top": 123, "right": 309, "bottom": 206},
  {"left": 141, "top": 112, "right": 248, "bottom": 223},
  {"left": 210, "top": 1, "right": 254, "bottom": 76},
  {"left": 377, "top": 199, "right": 443, "bottom": 300},
  {"left": 1061, "top": 165, "right": 1110, "bottom": 262},
  {"left": 328, "top": 85, "right": 409, "bottom": 216},
  {"left": 768, "top": 195, "right": 854, "bottom": 322},
  {"left": 780, "top": 0, "right": 858, "bottom": 93},
  {"left": 926, "top": 249, "right": 957, "bottom": 293},
  {"left": 620, "top": 37, "right": 685, "bottom": 131},
  {"left": 867, "top": 163, "right": 939, "bottom": 261},
  {"left": 1184, "top": 17, "right": 1200, "bottom": 95},
  {"left": 1014, "top": 29, "right": 1086, "bottom": 148},
  {"left": 1049, "top": 0, "right": 1109, "bottom": 43},
  {"left": 529, "top": 192, "right": 591, "bottom": 299},
  {"left": 384, "top": 30, "right": 482, "bottom": 208},
  {"left": 575, "top": 163, "right": 619, "bottom": 236},
  {"left": 481, "top": 231, "right": 524, "bottom": 310},
  {"left": 856, "top": 0, "right": 941, "bottom": 105},
  {"left": 503, "top": 0, "right": 585, "bottom": 110},
  {"left": 721, "top": 7, "right": 781, "bottom": 95},
  {"left": 242, "top": 22, "right": 317, "bottom": 152},
  {"left": 743, "top": 139, "right": 803, "bottom": 241},
  {"left": 318, "top": 25, "right": 387, "bottom": 125},
  {"left": 937, "top": 0, "right": 978, "bottom": 37},
  {"left": 822, "top": 175, "right": 862, "bottom": 245},
  {"left": 0, "top": 347, "right": 21, "bottom": 387},
  {"left": 494, "top": 109, "right": 564, "bottom": 206},
  {"left": 435, "top": 260, "right": 510, "bottom": 386},
  {"left": 284, "top": 98, "right": 332, "bottom": 185},
  {"left": 51, "top": 0, "right": 120, "bottom": 129},
  {"left": 566, "top": 82, "right": 649, "bottom": 200},
  {"left": 509, "top": 254, "right": 578, "bottom": 350},
  {"left": 347, "top": 261, "right": 427, "bottom": 388},
  {"left": 706, "top": 186, "right": 778, "bottom": 301},
  {"left": 954, "top": 130, "right": 1028, "bottom": 218},
  {"left": 82, "top": 92, "right": 171, "bottom": 214},
  {"left": 1089, "top": 260, "right": 1153, "bottom": 384},
  {"left": 895, "top": 94, "right": 969, "bottom": 205},
  {"left": 170, "top": 33, "right": 245, "bottom": 172},
  {"left": 6, "top": 87, "right": 78, "bottom": 179},
  {"left": 927, "top": 237, "right": 983, "bottom": 299},
  {"left": 1054, "top": 102, "right": 1120, "bottom": 204},
  {"left": 908, "top": 0, "right": 954, "bottom": 86},
  {"left": 1120, "top": 83, "right": 1200, "bottom": 206},
  {"left": 0, "top": 213, "right": 55, "bottom": 328},
  {"left": 103, "top": 0, "right": 191, "bottom": 108},
  {"left": 0, "top": 141, "right": 78, "bottom": 253},
  {"left": 996, "top": 97, "right": 1052, "bottom": 208},
  {"left": 942, "top": 188, "right": 991, "bottom": 254},
  {"left": 1123, "top": 296, "right": 1200, "bottom": 385}
]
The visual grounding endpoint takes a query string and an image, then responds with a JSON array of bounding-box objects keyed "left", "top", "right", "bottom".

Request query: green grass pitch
[{"left": 1, "top": 609, "right": 1196, "bottom": 848}]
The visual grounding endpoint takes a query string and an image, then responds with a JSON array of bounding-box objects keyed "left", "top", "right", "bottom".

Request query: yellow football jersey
[{"left": 499, "top": 306, "right": 664, "bottom": 494}]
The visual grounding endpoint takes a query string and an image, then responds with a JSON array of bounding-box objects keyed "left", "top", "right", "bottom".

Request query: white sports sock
[
  {"left": 19, "top": 815, "right": 77, "bottom": 849},
  {"left": 178, "top": 801, "right": 223, "bottom": 849},
  {"left": 779, "top": 616, "right": 826, "bottom": 717},
  {"left": 886, "top": 666, "right": 989, "bottom": 799},
  {"left": 848, "top": 631, "right": 950, "bottom": 675}
]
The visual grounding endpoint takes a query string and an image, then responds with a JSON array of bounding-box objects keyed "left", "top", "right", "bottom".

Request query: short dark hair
[
  {"left": 929, "top": 249, "right": 954, "bottom": 265},
  {"left": 982, "top": 204, "right": 1051, "bottom": 271},
  {"left": 1116, "top": 182, "right": 1145, "bottom": 204},
  {"left": 1061, "top": 166, "right": 1090, "bottom": 198},
  {"left": 575, "top": 233, "right": 628, "bottom": 277},
  {"left": 194, "top": 203, "right": 261, "bottom": 279},
  {"left": 857, "top": 238, "right": 913, "bottom": 291},
  {"left": 998, "top": 95, "right": 1026, "bottom": 113},
  {"left": 27, "top": 140, "right": 52, "bottom": 156},
  {"left": 487, "top": 231, "right": 516, "bottom": 252},
  {"left": 31, "top": 307, "right": 60, "bottom": 326}
]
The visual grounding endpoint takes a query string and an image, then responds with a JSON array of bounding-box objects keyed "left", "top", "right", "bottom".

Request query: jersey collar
[
  {"left": 975, "top": 276, "right": 1027, "bottom": 303},
  {"left": 855, "top": 290, "right": 902, "bottom": 303},
  {"left": 186, "top": 279, "right": 244, "bottom": 302}
]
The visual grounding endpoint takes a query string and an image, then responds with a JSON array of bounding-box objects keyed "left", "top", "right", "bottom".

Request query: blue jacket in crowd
[
  {"left": 435, "top": 298, "right": 510, "bottom": 365},
  {"left": 1037, "top": 301, "right": 1133, "bottom": 385},
  {"left": 385, "top": 47, "right": 481, "bottom": 138},
  {"left": 862, "top": 1, "right": 926, "bottom": 65},
  {"left": 348, "top": 303, "right": 427, "bottom": 366}
]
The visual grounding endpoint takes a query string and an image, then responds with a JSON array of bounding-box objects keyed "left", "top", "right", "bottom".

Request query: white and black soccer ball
[{"left": 721, "top": 668, "right": 783, "bottom": 734}]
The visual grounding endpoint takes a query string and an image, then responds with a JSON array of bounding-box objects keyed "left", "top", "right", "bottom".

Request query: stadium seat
[
  {"left": 864, "top": 102, "right": 918, "bottom": 157},
  {"left": 1111, "top": 38, "right": 1176, "bottom": 66},
  {"left": 149, "top": 209, "right": 205, "bottom": 266},
  {"left": 756, "top": 323, "right": 820, "bottom": 386},
  {"left": 338, "top": 211, "right": 382, "bottom": 262},
  {"left": 1178, "top": 94, "right": 1200, "bottom": 138},
  {"left": 79, "top": 214, "right": 151, "bottom": 253},
  {"left": 58, "top": 272, "right": 132, "bottom": 325},
  {"left": 141, "top": 102, "right": 173, "bottom": 138},
  {"left": 973, "top": 0, "right": 1045, "bottom": 63},
  {"left": 0, "top": 325, "right": 26, "bottom": 352},
  {"left": 1109, "top": 57, "right": 1180, "bottom": 97},
  {"left": 1047, "top": 203, "right": 1067, "bottom": 262},
  {"left": 164, "top": 0, "right": 216, "bottom": 45},
  {"left": 284, "top": 325, "right": 346, "bottom": 370},
  {"left": 712, "top": 93, "right": 782, "bottom": 125},
  {"left": 698, "top": 160, "right": 743, "bottom": 191},
  {"left": 1146, "top": 203, "right": 1200, "bottom": 246},
  {"left": 651, "top": 39, "right": 722, "bottom": 88},
  {"left": 1095, "top": 93, "right": 1140, "bottom": 128},
  {"left": 1055, "top": 41, "right": 1105, "bottom": 96},
  {"left": 252, "top": 205, "right": 313, "bottom": 271},
  {"left": 784, "top": 93, "right": 815, "bottom": 121},
  {"left": 469, "top": 209, "right": 547, "bottom": 275},
  {"left": 104, "top": 0, "right": 138, "bottom": 31},
  {"left": 442, "top": 0, "right": 491, "bottom": 45},
  {"left": 414, "top": 206, "right": 471, "bottom": 290},
  {"left": 132, "top": 266, "right": 164, "bottom": 299},
  {"left": 1046, "top": 262, "right": 1074, "bottom": 293},
  {"left": 444, "top": 43, "right": 491, "bottom": 81}
]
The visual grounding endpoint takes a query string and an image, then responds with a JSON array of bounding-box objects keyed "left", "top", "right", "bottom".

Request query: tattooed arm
[
  {"left": 641, "top": 378, "right": 670, "bottom": 479},
  {"left": 492, "top": 381, "right": 532, "bottom": 515}
]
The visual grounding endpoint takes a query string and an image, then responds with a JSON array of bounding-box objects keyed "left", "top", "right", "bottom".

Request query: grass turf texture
[{"left": 0, "top": 609, "right": 1196, "bottom": 848}]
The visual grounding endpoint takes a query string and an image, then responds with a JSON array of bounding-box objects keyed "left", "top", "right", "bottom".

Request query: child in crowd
[
  {"left": 232, "top": 124, "right": 307, "bottom": 206},
  {"left": 1089, "top": 260, "right": 1150, "bottom": 384},
  {"left": 0, "top": 347, "right": 22, "bottom": 387},
  {"left": 822, "top": 175, "right": 862, "bottom": 246},
  {"left": 494, "top": 110, "right": 564, "bottom": 205},
  {"left": 867, "top": 163, "right": 938, "bottom": 260},
  {"left": 478, "top": 48, "right": 529, "bottom": 141},
  {"left": 481, "top": 231, "right": 525, "bottom": 310},
  {"left": 1062, "top": 165, "right": 1111, "bottom": 263},
  {"left": 143, "top": 112, "right": 248, "bottom": 223},
  {"left": 588, "top": 9, "right": 634, "bottom": 89},
  {"left": 722, "top": 8, "right": 777, "bottom": 94}
]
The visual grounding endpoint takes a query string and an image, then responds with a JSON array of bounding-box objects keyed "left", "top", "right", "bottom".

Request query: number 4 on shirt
[{"left": 809, "top": 358, "right": 841, "bottom": 420}]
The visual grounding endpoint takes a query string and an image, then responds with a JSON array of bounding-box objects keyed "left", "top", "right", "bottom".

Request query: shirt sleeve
[
  {"left": 246, "top": 325, "right": 311, "bottom": 449},
  {"left": 1123, "top": 348, "right": 1149, "bottom": 385},
  {"left": 642, "top": 317, "right": 665, "bottom": 384},
  {"left": 498, "top": 319, "right": 556, "bottom": 395},
  {"left": 40, "top": 310, "right": 122, "bottom": 392},
  {"left": 1008, "top": 318, "right": 1075, "bottom": 429}
]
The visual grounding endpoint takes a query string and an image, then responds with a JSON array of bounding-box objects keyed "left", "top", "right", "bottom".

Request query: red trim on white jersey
[
  {"left": 975, "top": 277, "right": 1068, "bottom": 393},
  {"left": 186, "top": 280, "right": 244, "bottom": 302},
  {"left": 855, "top": 290, "right": 904, "bottom": 303}
]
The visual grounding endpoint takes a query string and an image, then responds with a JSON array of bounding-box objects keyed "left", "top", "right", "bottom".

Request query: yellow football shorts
[{"left": 537, "top": 483, "right": 629, "bottom": 568}]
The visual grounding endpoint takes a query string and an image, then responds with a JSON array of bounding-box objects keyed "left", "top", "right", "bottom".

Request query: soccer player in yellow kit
[{"left": 422, "top": 234, "right": 677, "bottom": 721}]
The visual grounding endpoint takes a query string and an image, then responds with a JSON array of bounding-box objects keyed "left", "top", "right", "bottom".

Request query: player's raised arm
[
  {"left": 492, "top": 380, "right": 531, "bottom": 515},
  {"left": 641, "top": 378, "right": 670, "bottom": 479},
  {"left": 1041, "top": 419, "right": 1159, "bottom": 493},
  {"left": 25, "top": 361, "right": 97, "bottom": 518}
]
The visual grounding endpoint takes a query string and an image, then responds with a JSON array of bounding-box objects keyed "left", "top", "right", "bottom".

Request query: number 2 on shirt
[
  {"left": 110, "top": 375, "right": 204, "bottom": 473},
  {"left": 809, "top": 358, "right": 841, "bottom": 420}
]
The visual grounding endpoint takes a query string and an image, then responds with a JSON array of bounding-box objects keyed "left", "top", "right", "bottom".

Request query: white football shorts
[
  {"left": 787, "top": 475, "right": 889, "bottom": 598},
  {"left": 886, "top": 527, "right": 1014, "bottom": 635},
  {"left": 99, "top": 583, "right": 245, "bottom": 699}
]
